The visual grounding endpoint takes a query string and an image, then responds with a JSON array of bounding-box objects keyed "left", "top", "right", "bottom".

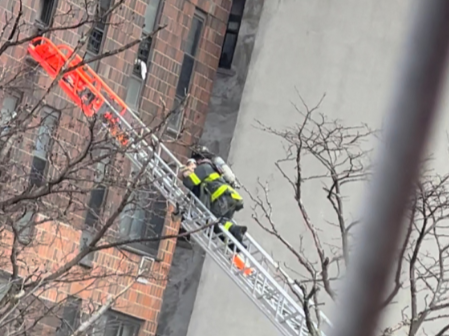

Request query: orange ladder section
[{"left": 27, "top": 37, "right": 130, "bottom": 146}]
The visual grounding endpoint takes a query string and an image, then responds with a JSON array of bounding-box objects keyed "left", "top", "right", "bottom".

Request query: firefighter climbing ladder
[{"left": 27, "top": 37, "right": 332, "bottom": 336}]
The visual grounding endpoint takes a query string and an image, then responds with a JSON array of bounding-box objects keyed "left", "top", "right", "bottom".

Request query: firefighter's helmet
[{"left": 191, "top": 145, "right": 210, "bottom": 161}]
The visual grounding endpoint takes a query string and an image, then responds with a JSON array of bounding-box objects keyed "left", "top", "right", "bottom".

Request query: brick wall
[
  {"left": 0, "top": 209, "right": 181, "bottom": 335},
  {"left": 0, "top": 0, "right": 230, "bottom": 335}
]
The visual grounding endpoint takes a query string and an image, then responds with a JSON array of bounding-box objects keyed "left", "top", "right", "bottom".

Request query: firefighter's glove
[{"left": 232, "top": 181, "right": 242, "bottom": 189}]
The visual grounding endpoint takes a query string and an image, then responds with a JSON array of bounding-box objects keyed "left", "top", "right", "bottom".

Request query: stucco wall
[{"left": 186, "top": 0, "right": 449, "bottom": 336}]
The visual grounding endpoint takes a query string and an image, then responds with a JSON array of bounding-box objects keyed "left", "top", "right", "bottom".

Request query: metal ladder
[
  {"left": 27, "top": 37, "right": 332, "bottom": 336},
  {"left": 118, "top": 113, "right": 332, "bottom": 336}
]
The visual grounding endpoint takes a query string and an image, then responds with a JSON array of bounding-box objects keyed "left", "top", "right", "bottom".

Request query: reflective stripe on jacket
[{"left": 182, "top": 162, "right": 242, "bottom": 202}]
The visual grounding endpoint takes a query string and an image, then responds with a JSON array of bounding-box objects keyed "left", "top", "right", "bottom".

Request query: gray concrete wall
[{"left": 186, "top": 0, "right": 449, "bottom": 336}]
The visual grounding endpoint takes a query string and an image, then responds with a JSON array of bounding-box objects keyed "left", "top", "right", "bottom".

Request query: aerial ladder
[{"left": 27, "top": 37, "right": 332, "bottom": 336}]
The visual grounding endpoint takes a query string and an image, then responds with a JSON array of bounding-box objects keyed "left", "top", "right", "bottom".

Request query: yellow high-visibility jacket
[{"left": 182, "top": 161, "right": 243, "bottom": 214}]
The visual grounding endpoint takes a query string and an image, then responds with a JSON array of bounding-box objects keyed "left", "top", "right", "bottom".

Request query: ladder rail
[
  {"left": 117, "top": 110, "right": 330, "bottom": 336},
  {"left": 245, "top": 234, "right": 334, "bottom": 329},
  {"left": 27, "top": 37, "right": 332, "bottom": 336}
]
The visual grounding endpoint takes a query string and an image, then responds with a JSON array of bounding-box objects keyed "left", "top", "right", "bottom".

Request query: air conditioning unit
[{"left": 137, "top": 256, "right": 154, "bottom": 284}]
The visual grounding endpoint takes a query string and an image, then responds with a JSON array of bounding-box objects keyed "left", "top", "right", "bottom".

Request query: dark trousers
[{"left": 212, "top": 204, "right": 247, "bottom": 252}]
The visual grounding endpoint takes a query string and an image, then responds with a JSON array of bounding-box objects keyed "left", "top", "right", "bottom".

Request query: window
[
  {"left": 143, "top": 0, "right": 161, "bottom": 34},
  {"left": 15, "top": 210, "right": 35, "bottom": 245},
  {"left": 218, "top": 0, "right": 246, "bottom": 69},
  {"left": 0, "top": 272, "right": 12, "bottom": 303},
  {"left": 87, "top": 0, "right": 113, "bottom": 54},
  {"left": 92, "top": 310, "right": 142, "bottom": 336},
  {"left": 170, "top": 10, "right": 204, "bottom": 130},
  {"left": 84, "top": 148, "right": 109, "bottom": 226},
  {"left": 39, "top": 0, "right": 58, "bottom": 26},
  {"left": 80, "top": 149, "right": 109, "bottom": 267},
  {"left": 79, "top": 230, "right": 94, "bottom": 267},
  {"left": 30, "top": 157, "right": 47, "bottom": 187},
  {"left": 85, "top": 185, "right": 107, "bottom": 226},
  {"left": 29, "top": 107, "right": 59, "bottom": 187},
  {"left": 135, "top": 0, "right": 161, "bottom": 66},
  {"left": 56, "top": 297, "right": 81, "bottom": 336},
  {"left": 1, "top": 94, "right": 20, "bottom": 135},
  {"left": 136, "top": 39, "right": 152, "bottom": 66},
  {"left": 127, "top": 0, "right": 162, "bottom": 114},
  {"left": 125, "top": 76, "right": 144, "bottom": 112},
  {"left": 168, "top": 97, "right": 184, "bottom": 133},
  {"left": 84, "top": 51, "right": 101, "bottom": 72},
  {"left": 119, "top": 165, "right": 167, "bottom": 256},
  {"left": 175, "top": 55, "right": 195, "bottom": 98}
]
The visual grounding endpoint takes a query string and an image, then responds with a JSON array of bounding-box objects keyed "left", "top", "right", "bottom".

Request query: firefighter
[{"left": 181, "top": 147, "right": 248, "bottom": 250}]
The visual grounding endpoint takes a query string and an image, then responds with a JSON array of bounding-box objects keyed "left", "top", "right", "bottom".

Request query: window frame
[
  {"left": 37, "top": 0, "right": 58, "bottom": 27},
  {"left": 218, "top": 0, "right": 246, "bottom": 69},
  {"left": 167, "top": 96, "right": 185, "bottom": 134},
  {"left": 93, "top": 309, "right": 142, "bottom": 336},
  {"left": 29, "top": 107, "right": 60, "bottom": 187},
  {"left": 135, "top": 0, "right": 163, "bottom": 67},
  {"left": 87, "top": 0, "right": 114, "bottom": 56},
  {"left": 84, "top": 147, "right": 110, "bottom": 226},
  {"left": 119, "top": 164, "right": 168, "bottom": 256},
  {"left": 1, "top": 92, "right": 22, "bottom": 135},
  {"left": 125, "top": 75, "right": 144, "bottom": 114},
  {"left": 84, "top": 185, "right": 108, "bottom": 227},
  {"left": 130, "top": 0, "right": 163, "bottom": 113},
  {"left": 169, "top": 9, "right": 205, "bottom": 132},
  {"left": 15, "top": 210, "right": 35, "bottom": 246}
]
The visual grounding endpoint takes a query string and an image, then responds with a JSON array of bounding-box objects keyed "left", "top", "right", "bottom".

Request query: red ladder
[{"left": 27, "top": 37, "right": 130, "bottom": 146}]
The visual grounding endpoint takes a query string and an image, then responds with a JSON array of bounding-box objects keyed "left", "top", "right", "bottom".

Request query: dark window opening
[
  {"left": 85, "top": 185, "right": 107, "bottom": 226},
  {"left": 136, "top": 38, "right": 152, "bottom": 65},
  {"left": 87, "top": 0, "right": 113, "bottom": 54},
  {"left": 30, "top": 156, "right": 47, "bottom": 187},
  {"left": 87, "top": 29, "right": 105, "bottom": 54},
  {"left": 175, "top": 54, "right": 195, "bottom": 98},
  {"left": 120, "top": 187, "right": 167, "bottom": 256},
  {"left": 184, "top": 15, "right": 204, "bottom": 57},
  {"left": 218, "top": 0, "right": 246, "bottom": 69},
  {"left": 93, "top": 310, "right": 142, "bottom": 336},
  {"left": 39, "top": 0, "right": 57, "bottom": 26},
  {"left": 177, "top": 227, "right": 191, "bottom": 249},
  {"left": 171, "top": 10, "right": 204, "bottom": 132},
  {"left": 175, "top": 12, "right": 204, "bottom": 98}
]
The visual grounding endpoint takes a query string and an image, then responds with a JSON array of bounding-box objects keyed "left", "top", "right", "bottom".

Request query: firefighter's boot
[{"left": 229, "top": 224, "right": 248, "bottom": 250}]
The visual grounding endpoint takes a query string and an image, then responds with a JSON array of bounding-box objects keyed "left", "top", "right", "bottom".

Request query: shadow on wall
[{"left": 155, "top": 244, "right": 205, "bottom": 336}]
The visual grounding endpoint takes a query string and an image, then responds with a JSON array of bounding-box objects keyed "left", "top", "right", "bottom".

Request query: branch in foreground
[
  {"left": 69, "top": 273, "right": 139, "bottom": 336},
  {"left": 91, "top": 220, "right": 217, "bottom": 252}
]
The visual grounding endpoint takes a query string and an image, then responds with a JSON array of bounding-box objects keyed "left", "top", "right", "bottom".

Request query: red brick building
[{"left": 0, "top": 0, "right": 232, "bottom": 335}]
